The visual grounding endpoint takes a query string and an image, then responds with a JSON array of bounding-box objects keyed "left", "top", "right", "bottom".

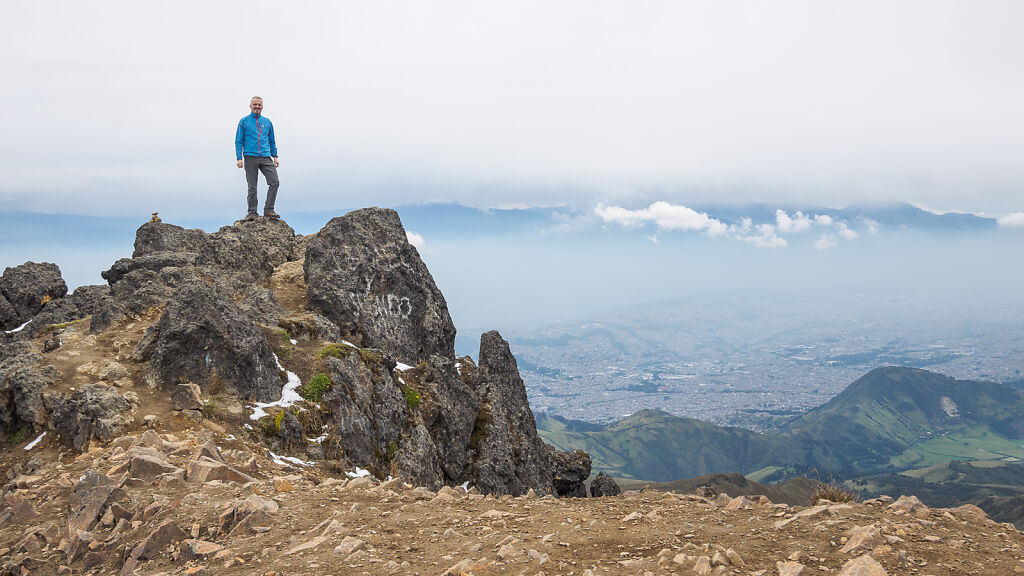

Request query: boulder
[
  {"left": 590, "top": 471, "right": 621, "bottom": 497},
  {"left": 0, "top": 262, "right": 68, "bottom": 322},
  {"left": 146, "top": 282, "right": 282, "bottom": 402},
  {"left": 548, "top": 448, "right": 591, "bottom": 497},
  {"left": 467, "top": 331, "right": 554, "bottom": 496},
  {"left": 186, "top": 456, "right": 254, "bottom": 484},
  {"left": 219, "top": 495, "right": 279, "bottom": 535},
  {"left": 49, "top": 383, "right": 132, "bottom": 450},
  {"left": 1, "top": 364, "right": 59, "bottom": 433},
  {"left": 67, "top": 471, "right": 126, "bottom": 534},
  {"left": 127, "top": 519, "right": 187, "bottom": 561},
  {"left": 129, "top": 453, "right": 183, "bottom": 483},
  {"left": 171, "top": 382, "right": 203, "bottom": 411},
  {"left": 305, "top": 208, "right": 456, "bottom": 363}
]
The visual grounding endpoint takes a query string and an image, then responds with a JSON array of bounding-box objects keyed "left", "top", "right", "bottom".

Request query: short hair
[{"left": 251, "top": 96, "right": 263, "bottom": 103}]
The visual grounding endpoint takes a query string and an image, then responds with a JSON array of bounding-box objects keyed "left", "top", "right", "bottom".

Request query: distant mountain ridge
[{"left": 538, "top": 366, "right": 1024, "bottom": 483}]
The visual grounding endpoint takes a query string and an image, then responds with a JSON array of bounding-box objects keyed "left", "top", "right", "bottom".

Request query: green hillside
[
  {"left": 538, "top": 409, "right": 806, "bottom": 481},
  {"left": 538, "top": 367, "right": 1024, "bottom": 482}
]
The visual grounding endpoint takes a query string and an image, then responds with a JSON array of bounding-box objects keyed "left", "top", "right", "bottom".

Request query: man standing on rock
[{"left": 235, "top": 96, "right": 280, "bottom": 220}]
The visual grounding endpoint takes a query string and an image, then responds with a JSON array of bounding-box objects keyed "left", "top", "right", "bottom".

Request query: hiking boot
[
  {"left": 243, "top": 213, "right": 259, "bottom": 221},
  {"left": 264, "top": 209, "right": 281, "bottom": 219}
]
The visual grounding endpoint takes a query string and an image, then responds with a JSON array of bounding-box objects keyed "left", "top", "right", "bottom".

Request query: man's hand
[
  {"left": 237, "top": 159, "right": 243, "bottom": 168},
  {"left": 273, "top": 157, "right": 280, "bottom": 168}
]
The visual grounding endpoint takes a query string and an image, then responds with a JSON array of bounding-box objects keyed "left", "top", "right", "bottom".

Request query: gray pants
[{"left": 244, "top": 156, "right": 279, "bottom": 215}]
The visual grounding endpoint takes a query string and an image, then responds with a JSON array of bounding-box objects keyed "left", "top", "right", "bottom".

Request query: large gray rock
[
  {"left": 590, "top": 471, "right": 621, "bottom": 497},
  {"left": 49, "top": 384, "right": 132, "bottom": 450},
  {"left": 548, "top": 448, "right": 591, "bottom": 498},
  {"left": 146, "top": 282, "right": 282, "bottom": 402},
  {"left": 320, "top": 349, "right": 407, "bottom": 474},
  {"left": 0, "top": 365, "right": 59, "bottom": 433},
  {"left": 467, "top": 331, "right": 555, "bottom": 496},
  {"left": 0, "top": 345, "right": 60, "bottom": 437},
  {"left": 0, "top": 262, "right": 67, "bottom": 323},
  {"left": 305, "top": 208, "right": 456, "bottom": 363}
]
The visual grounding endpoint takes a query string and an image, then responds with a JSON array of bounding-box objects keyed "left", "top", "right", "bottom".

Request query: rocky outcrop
[
  {"left": 145, "top": 282, "right": 282, "bottom": 402},
  {"left": 305, "top": 208, "right": 457, "bottom": 363},
  {"left": 310, "top": 332, "right": 587, "bottom": 496},
  {"left": 467, "top": 331, "right": 562, "bottom": 496},
  {"left": 0, "top": 343, "right": 59, "bottom": 436},
  {"left": 49, "top": 384, "right": 134, "bottom": 450},
  {"left": 0, "top": 262, "right": 67, "bottom": 327},
  {"left": 93, "top": 218, "right": 297, "bottom": 329}
]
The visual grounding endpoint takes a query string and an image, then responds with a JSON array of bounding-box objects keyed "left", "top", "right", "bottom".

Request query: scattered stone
[
  {"left": 841, "top": 525, "right": 882, "bottom": 554},
  {"left": 286, "top": 536, "right": 328, "bottom": 555},
  {"left": 333, "top": 536, "right": 365, "bottom": 557},
  {"left": 692, "top": 555, "right": 712, "bottom": 575},
  {"left": 724, "top": 495, "right": 754, "bottom": 510},
  {"left": 273, "top": 476, "right": 295, "bottom": 492},
  {"left": 777, "top": 560, "right": 806, "bottom": 576},
  {"left": 180, "top": 539, "right": 225, "bottom": 560},
  {"left": 836, "top": 554, "right": 889, "bottom": 576}
]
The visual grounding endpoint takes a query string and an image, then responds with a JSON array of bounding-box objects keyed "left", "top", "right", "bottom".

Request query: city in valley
[{"left": 508, "top": 295, "right": 1023, "bottom": 431}]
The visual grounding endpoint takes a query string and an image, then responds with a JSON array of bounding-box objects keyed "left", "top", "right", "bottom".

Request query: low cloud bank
[
  {"left": 596, "top": 202, "right": 865, "bottom": 249},
  {"left": 997, "top": 212, "right": 1024, "bottom": 228}
]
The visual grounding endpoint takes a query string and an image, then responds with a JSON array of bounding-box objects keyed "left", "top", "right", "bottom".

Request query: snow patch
[
  {"left": 269, "top": 451, "right": 315, "bottom": 468},
  {"left": 249, "top": 354, "right": 303, "bottom": 421},
  {"left": 24, "top": 431, "right": 46, "bottom": 450},
  {"left": 289, "top": 339, "right": 297, "bottom": 345},
  {"left": 4, "top": 320, "right": 32, "bottom": 334},
  {"left": 347, "top": 467, "right": 372, "bottom": 479},
  {"left": 308, "top": 432, "right": 329, "bottom": 443},
  {"left": 395, "top": 362, "right": 414, "bottom": 371}
]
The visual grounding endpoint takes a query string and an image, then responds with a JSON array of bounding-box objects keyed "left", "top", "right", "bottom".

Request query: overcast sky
[{"left": 3, "top": 1, "right": 1023, "bottom": 219}]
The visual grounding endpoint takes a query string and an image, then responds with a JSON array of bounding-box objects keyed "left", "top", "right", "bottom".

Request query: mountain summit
[{"left": 1, "top": 209, "right": 589, "bottom": 496}]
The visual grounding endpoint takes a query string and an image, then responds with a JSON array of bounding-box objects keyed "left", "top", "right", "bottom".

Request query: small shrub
[
  {"left": 358, "top": 349, "right": 382, "bottom": 370},
  {"left": 299, "top": 373, "right": 332, "bottom": 403},
  {"left": 404, "top": 385, "right": 421, "bottom": 409},
  {"left": 274, "top": 410, "right": 285, "bottom": 430},
  {"left": 9, "top": 427, "right": 30, "bottom": 444},
  {"left": 318, "top": 343, "right": 351, "bottom": 360},
  {"left": 813, "top": 483, "right": 859, "bottom": 504},
  {"left": 279, "top": 328, "right": 292, "bottom": 343},
  {"left": 201, "top": 398, "right": 218, "bottom": 419}
]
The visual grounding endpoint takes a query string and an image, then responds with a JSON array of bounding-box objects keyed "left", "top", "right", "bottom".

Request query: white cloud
[
  {"left": 595, "top": 202, "right": 726, "bottom": 237},
  {"left": 837, "top": 223, "right": 859, "bottom": 240},
  {"left": 861, "top": 219, "right": 881, "bottom": 234},
  {"left": 997, "top": 212, "right": 1024, "bottom": 228},
  {"left": 739, "top": 224, "right": 787, "bottom": 248},
  {"left": 406, "top": 231, "right": 425, "bottom": 248},
  {"left": 813, "top": 214, "right": 834, "bottom": 227},
  {"left": 815, "top": 234, "right": 838, "bottom": 250},
  {"left": 775, "top": 210, "right": 813, "bottom": 233},
  {"left": 647, "top": 235, "right": 660, "bottom": 245}
]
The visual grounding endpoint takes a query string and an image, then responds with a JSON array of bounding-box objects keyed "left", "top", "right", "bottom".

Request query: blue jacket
[{"left": 235, "top": 113, "right": 277, "bottom": 159}]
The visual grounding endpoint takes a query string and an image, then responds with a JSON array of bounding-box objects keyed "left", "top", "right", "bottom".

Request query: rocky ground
[{"left": 2, "top": 422, "right": 1023, "bottom": 575}]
